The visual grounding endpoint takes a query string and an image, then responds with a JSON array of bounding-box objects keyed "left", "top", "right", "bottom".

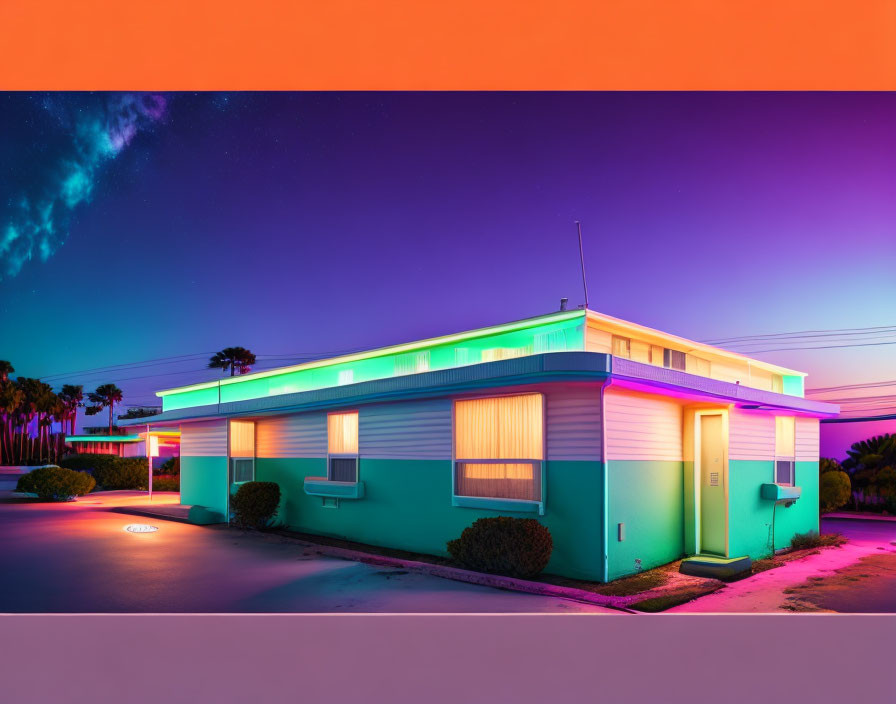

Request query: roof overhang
[{"left": 123, "top": 352, "right": 837, "bottom": 427}]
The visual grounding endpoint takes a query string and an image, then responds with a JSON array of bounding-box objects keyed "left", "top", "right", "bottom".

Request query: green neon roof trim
[
  {"left": 156, "top": 309, "right": 585, "bottom": 397},
  {"left": 66, "top": 435, "right": 142, "bottom": 442}
]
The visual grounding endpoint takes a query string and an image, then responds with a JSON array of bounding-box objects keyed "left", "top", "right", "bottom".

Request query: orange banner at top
[{"left": 0, "top": 1, "right": 893, "bottom": 90}]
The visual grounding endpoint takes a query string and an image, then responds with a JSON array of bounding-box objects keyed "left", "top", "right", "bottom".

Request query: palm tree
[
  {"left": 0, "top": 380, "right": 24, "bottom": 464},
  {"left": 58, "top": 384, "right": 84, "bottom": 436},
  {"left": 86, "top": 383, "right": 124, "bottom": 435},
  {"left": 209, "top": 347, "right": 257, "bottom": 376},
  {"left": 0, "top": 360, "right": 13, "bottom": 382}
]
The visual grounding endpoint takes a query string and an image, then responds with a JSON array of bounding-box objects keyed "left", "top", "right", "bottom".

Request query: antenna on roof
[{"left": 575, "top": 221, "right": 590, "bottom": 310}]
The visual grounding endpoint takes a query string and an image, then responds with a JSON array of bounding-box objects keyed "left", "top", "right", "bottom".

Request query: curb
[{"left": 823, "top": 512, "right": 896, "bottom": 523}]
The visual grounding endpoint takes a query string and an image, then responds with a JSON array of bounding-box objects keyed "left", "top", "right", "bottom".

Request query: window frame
[
  {"left": 450, "top": 391, "right": 546, "bottom": 514},
  {"left": 229, "top": 419, "right": 256, "bottom": 485},
  {"left": 326, "top": 410, "right": 360, "bottom": 484},
  {"left": 774, "top": 416, "right": 796, "bottom": 487}
]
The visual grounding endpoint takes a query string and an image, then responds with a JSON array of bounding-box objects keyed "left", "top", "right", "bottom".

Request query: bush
[
  {"left": 790, "top": 531, "right": 847, "bottom": 551},
  {"left": 16, "top": 465, "right": 96, "bottom": 501},
  {"left": 447, "top": 516, "right": 553, "bottom": 578},
  {"left": 231, "top": 481, "right": 281, "bottom": 529},
  {"left": 819, "top": 457, "right": 842, "bottom": 474},
  {"left": 159, "top": 456, "right": 180, "bottom": 475},
  {"left": 819, "top": 470, "right": 851, "bottom": 513},
  {"left": 153, "top": 475, "right": 180, "bottom": 492},
  {"left": 58, "top": 455, "right": 148, "bottom": 490}
]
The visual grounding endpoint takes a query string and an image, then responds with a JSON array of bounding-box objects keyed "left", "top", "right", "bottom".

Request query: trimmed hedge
[
  {"left": 153, "top": 475, "right": 180, "bottom": 492},
  {"left": 231, "top": 481, "right": 281, "bottom": 529},
  {"left": 447, "top": 516, "right": 553, "bottom": 578},
  {"left": 17, "top": 466, "right": 96, "bottom": 501},
  {"left": 58, "top": 455, "right": 148, "bottom": 490}
]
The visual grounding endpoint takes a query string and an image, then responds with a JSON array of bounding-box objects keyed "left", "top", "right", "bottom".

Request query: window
[
  {"left": 663, "top": 348, "right": 687, "bottom": 371},
  {"left": 611, "top": 335, "right": 631, "bottom": 359},
  {"left": 771, "top": 375, "right": 784, "bottom": 393},
  {"left": 482, "top": 347, "right": 528, "bottom": 362},
  {"left": 533, "top": 330, "right": 568, "bottom": 353},
  {"left": 337, "top": 369, "right": 354, "bottom": 385},
  {"left": 328, "top": 411, "right": 359, "bottom": 482},
  {"left": 395, "top": 350, "right": 430, "bottom": 375},
  {"left": 454, "top": 347, "right": 477, "bottom": 366},
  {"left": 775, "top": 416, "right": 796, "bottom": 486},
  {"left": 229, "top": 420, "right": 255, "bottom": 483},
  {"left": 454, "top": 393, "right": 544, "bottom": 502}
]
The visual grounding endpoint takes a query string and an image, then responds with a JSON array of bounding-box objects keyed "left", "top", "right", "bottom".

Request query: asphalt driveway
[{"left": 0, "top": 492, "right": 613, "bottom": 613}]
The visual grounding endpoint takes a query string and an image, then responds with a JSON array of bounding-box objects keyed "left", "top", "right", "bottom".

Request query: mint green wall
[
  {"left": 180, "top": 456, "right": 229, "bottom": 517},
  {"left": 727, "top": 460, "right": 819, "bottom": 559},
  {"left": 255, "top": 457, "right": 605, "bottom": 581},
  {"left": 606, "top": 460, "right": 684, "bottom": 581}
]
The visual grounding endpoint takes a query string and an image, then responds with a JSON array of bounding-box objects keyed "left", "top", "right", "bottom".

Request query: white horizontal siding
[
  {"left": 545, "top": 387, "right": 601, "bottom": 461},
  {"left": 256, "top": 413, "right": 326, "bottom": 458},
  {"left": 795, "top": 418, "right": 820, "bottom": 462},
  {"left": 728, "top": 409, "right": 775, "bottom": 461},
  {"left": 604, "top": 388, "right": 682, "bottom": 461},
  {"left": 360, "top": 399, "right": 452, "bottom": 460},
  {"left": 180, "top": 419, "right": 227, "bottom": 457}
]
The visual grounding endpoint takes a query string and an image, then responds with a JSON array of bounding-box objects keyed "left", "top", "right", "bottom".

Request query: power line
[
  {"left": 703, "top": 324, "right": 896, "bottom": 344},
  {"left": 730, "top": 340, "right": 896, "bottom": 354},
  {"left": 807, "top": 379, "right": 896, "bottom": 394}
]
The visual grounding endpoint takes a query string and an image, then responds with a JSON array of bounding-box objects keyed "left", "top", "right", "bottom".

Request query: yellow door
[{"left": 700, "top": 414, "right": 726, "bottom": 556}]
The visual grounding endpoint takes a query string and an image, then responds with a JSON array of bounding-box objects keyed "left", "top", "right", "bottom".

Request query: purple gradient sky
[{"left": 1, "top": 92, "right": 894, "bottom": 419}]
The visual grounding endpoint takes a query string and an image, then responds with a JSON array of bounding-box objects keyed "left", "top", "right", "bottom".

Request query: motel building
[{"left": 121, "top": 309, "right": 838, "bottom": 582}]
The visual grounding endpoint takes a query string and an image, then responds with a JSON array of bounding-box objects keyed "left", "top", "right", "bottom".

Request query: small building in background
[{"left": 66, "top": 427, "right": 180, "bottom": 468}]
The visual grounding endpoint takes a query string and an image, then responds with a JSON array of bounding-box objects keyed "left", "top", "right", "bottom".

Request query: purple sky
[{"left": 1, "top": 92, "right": 894, "bottom": 432}]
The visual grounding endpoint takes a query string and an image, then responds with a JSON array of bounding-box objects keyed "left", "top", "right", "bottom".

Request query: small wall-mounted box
[
  {"left": 618, "top": 522, "right": 625, "bottom": 541},
  {"left": 760, "top": 483, "right": 801, "bottom": 502}
]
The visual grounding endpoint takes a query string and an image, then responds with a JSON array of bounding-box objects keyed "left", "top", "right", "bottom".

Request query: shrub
[
  {"left": 159, "top": 456, "right": 180, "bottom": 475},
  {"left": 790, "top": 531, "right": 847, "bottom": 551},
  {"left": 446, "top": 517, "right": 553, "bottom": 578},
  {"left": 153, "top": 475, "right": 180, "bottom": 492},
  {"left": 59, "top": 455, "right": 148, "bottom": 490},
  {"left": 819, "top": 457, "right": 842, "bottom": 474},
  {"left": 819, "top": 470, "right": 851, "bottom": 513},
  {"left": 16, "top": 465, "right": 96, "bottom": 501},
  {"left": 231, "top": 481, "right": 281, "bottom": 529}
]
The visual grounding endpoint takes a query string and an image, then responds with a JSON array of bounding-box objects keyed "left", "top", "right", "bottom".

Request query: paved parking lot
[{"left": 0, "top": 492, "right": 612, "bottom": 613}]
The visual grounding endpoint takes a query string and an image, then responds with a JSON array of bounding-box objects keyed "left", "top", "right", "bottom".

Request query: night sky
[{"left": 1, "top": 92, "right": 894, "bottom": 431}]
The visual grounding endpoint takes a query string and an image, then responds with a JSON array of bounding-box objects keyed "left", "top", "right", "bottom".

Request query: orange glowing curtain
[
  {"left": 455, "top": 394, "right": 543, "bottom": 501},
  {"left": 775, "top": 416, "right": 795, "bottom": 457},
  {"left": 229, "top": 420, "right": 255, "bottom": 457},
  {"left": 328, "top": 411, "right": 359, "bottom": 454}
]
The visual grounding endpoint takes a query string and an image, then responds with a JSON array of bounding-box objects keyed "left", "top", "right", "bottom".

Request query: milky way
[{"left": 0, "top": 93, "right": 167, "bottom": 279}]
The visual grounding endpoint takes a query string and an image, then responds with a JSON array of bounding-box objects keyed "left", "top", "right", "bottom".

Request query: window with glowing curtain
[
  {"left": 328, "top": 411, "right": 359, "bottom": 482},
  {"left": 775, "top": 416, "right": 796, "bottom": 486},
  {"left": 454, "top": 393, "right": 544, "bottom": 502},
  {"left": 229, "top": 420, "right": 255, "bottom": 483}
]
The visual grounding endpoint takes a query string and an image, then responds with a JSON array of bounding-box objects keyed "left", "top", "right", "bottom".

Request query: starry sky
[{"left": 1, "top": 92, "right": 894, "bottom": 442}]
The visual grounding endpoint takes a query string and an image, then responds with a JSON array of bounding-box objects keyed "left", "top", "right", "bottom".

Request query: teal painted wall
[
  {"left": 606, "top": 460, "right": 685, "bottom": 580},
  {"left": 728, "top": 460, "right": 820, "bottom": 559},
  {"left": 683, "top": 461, "right": 696, "bottom": 555},
  {"left": 180, "top": 455, "right": 229, "bottom": 516},
  {"left": 255, "top": 457, "right": 605, "bottom": 581}
]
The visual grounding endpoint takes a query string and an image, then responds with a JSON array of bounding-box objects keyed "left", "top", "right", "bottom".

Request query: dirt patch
[
  {"left": 780, "top": 551, "right": 896, "bottom": 613},
  {"left": 629, "top": 582, "right": 722, "bottom": 612}
]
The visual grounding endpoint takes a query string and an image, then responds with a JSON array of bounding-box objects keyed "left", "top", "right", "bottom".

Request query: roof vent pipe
[{"left": 560, "top": 298, "right": 568, "bottom": 311}]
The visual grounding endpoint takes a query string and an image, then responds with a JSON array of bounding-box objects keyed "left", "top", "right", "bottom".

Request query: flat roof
[
  {"left": 156, "top": 308, "right": 805, "bottom": 399},
  {"left": 124, "top": 352, "right": 837, "bottom": 428}
]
